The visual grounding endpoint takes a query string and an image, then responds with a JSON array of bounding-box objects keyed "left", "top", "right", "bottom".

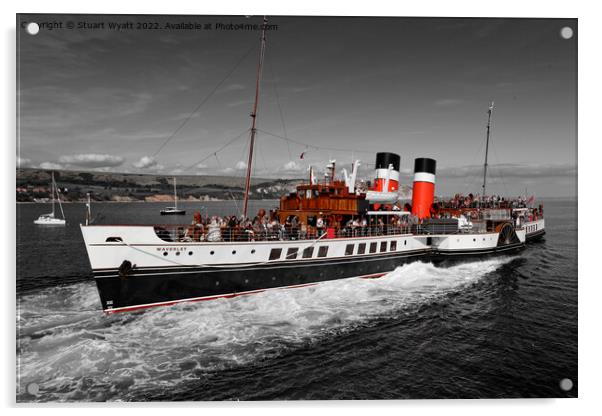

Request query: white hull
[
  {"left": 80, "top": 224, "right": 523, "bottom": 271},
  {"left": 34, "top": 217, "right": 66, "bottom": 226},
  {"left": 524, "top": 219, "right": 545, "bottom": 238}
]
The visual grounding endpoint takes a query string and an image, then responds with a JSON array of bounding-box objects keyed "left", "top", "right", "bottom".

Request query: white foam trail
[{"left": 17, "top": 257, "right": 512, "bottom": 401}]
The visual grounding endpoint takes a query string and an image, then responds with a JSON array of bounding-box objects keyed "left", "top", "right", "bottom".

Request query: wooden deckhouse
[{"left": 277, "top": 180, "right": 369, "bottom": 226}]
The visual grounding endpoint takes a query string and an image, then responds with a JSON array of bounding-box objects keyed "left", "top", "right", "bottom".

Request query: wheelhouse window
[
  {"left": 369, "top": 242, "right": 377, "bottom": 253},
  {"left": 269, "top": 248, "right": 282, "bottom": 261},
  {"left": 286, "top": 247, "right": 299, "bottom": 259},
  {"left": 317, "top": 246, "right": 329, "bottom": 258},
  {"left": 390, "top": 241, "right": 397, "bottom": 251},
  {"left": 345, "top": 244, "right": 354, "bottom": 256},
  {"left": 357, "top": 243, "right": 366, "bottom": 255},
  {"left": 302, "top": 246, "right": 314, "bottom": 258}
]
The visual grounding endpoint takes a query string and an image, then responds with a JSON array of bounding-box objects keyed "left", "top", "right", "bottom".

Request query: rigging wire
[
  {"left": 267, "top": 59, "right": 292, "bottom": 161},
  {"left": 151, "top": 44, "right": 257, "bottom": 157},
  {"left": 460, "top": 133, "right": 487, "bottom": 195},
  {"left": 490, "top": 145, "right": 511, "bottom": 197},
  {"left": 182, "top": 128, "right": 250, "bottom": 172},
  {"left": 213, "top": 153, "right": 241, "bottom": 217},
  {"left": 256, "top": 128, "right": 374, "bottom": 155}
]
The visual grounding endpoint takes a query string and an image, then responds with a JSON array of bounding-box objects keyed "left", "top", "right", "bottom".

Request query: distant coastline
[{"left": 16, "top": 168, "right": 302, "bottom": 203}]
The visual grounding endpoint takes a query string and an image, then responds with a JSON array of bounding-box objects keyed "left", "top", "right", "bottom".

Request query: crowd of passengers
[
  {"left": 438, "top": 193, "right": 531, "bottom": 209},
  {"left": 169, "top": 195, "right": 542, "bottom": 242},
  {"left": 173, "top": 207, "right": 416, "bottom": 242}
]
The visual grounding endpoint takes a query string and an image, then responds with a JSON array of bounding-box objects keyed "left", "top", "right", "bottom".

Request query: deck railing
[{"left": 152, "top": 222, "right": 490, "bottom": 243}]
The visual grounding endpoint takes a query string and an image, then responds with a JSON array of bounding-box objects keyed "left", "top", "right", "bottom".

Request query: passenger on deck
[
  {"left": 206, "top": 216, "right": 221, "bottom": 242},
  {"left": 185, "top": 211, "right": 204, "bottom": 241}
]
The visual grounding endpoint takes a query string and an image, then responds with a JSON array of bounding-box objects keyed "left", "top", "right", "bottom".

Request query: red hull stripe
[{"left": 104, "top": 273, "right": 389, "bottom": 314}]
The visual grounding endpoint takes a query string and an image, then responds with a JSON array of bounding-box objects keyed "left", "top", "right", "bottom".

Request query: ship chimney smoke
[{"left": 411, "top": 157, "right": 436, "bottom": 219}]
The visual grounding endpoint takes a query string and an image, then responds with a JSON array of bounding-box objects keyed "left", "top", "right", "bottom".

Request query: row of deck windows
[
  {"left": 268, "top": 245, "right": 329, "bottom": 261},
  {"left": 268, "top": 240, "right": 408, "bottom": 261},
  {"left": 526, "top": 224, "right": 538, "bottom": 233}
]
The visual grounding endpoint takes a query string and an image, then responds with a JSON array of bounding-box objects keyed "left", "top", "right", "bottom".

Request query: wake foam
[{"left": 17, "top": 257, "right": 512, "bottom": 401}]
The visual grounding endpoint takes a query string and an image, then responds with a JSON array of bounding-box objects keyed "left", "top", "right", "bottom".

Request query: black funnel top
[
  {"left": 375, "top": 152, "right": 401, "bottom": 171},
  {"left": 414, "top": 158, "right": 436, "bottom": 174}
]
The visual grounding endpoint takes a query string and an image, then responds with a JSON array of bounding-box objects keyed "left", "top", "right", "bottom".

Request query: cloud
[
  {"left": 235, "top": 161, "right": 247, "bottom": 171},
  {"left": 17, "top": 157, "right": 33, "bottom": 167},
  {"left": 132, "top": 156, "right": 158, "bottom": 169},
  {"left": 196, "top": 162, "right": 208, "bottom": 169},
  {"left": 434, "top": 98, "right": 465, "bottom": 107},
  {"left": 281, "top": 160, "right": 303, "bottom": 172},
  {"left": 221, "top": 83, "right": 246, "bottom": 92},
  {"left": 227, "top": 99, "right": 254, "bottom": 108},
  {"left": 39, "top": 162, "right": 64, "bottom": 170},
  {"left": 59, "top": 153, "right": 125, "bottom": 168}
]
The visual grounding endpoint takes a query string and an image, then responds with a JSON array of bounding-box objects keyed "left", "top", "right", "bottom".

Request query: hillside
[{"left": 16, "top": 168, "right": 303, "bottom": 202}]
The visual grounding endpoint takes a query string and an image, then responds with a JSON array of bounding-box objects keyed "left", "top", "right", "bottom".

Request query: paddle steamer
[{"left": 79, "top": 18, "right": 544, "bottom": 313}]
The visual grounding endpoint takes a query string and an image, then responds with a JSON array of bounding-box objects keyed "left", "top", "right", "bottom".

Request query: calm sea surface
[{"left": 16, "top": 199, "right": 577, "bottom": 401}]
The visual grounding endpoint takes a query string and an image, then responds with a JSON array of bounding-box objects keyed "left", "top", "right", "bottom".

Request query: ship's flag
[
  {"left": 300, "top": 151, "right": 305, "bottom": 159},
  {"left": 526, "top": 195, "right": 535, "bottom": 205}
]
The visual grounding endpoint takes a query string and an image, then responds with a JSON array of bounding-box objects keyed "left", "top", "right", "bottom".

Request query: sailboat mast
[
  {"left": 242, "top": 16, "right": 268, "bottom": 219},
  {"left": 51, "top": 172, "right": 56, "bottom": 216},
  {"left": 173, "top": 177, "right": 178, "bottom": 209},
  {"left": 54, "top": 172, "right": 66, "bottom": 220},
  {"left": 482, "top": 101, "right": 494, "bottom": 199}
]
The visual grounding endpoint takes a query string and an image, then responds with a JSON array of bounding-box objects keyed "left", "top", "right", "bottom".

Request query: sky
[{"left": 17, "top": 14, "right": 577, "bottom": 197}]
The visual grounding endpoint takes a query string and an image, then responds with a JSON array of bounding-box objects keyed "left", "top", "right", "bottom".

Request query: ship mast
[
  {"left": 242, "top": 16, "right": 268, "bottom": 219},
  {"left": 482, "top": 101, "right": 494, "bottom": 199}
]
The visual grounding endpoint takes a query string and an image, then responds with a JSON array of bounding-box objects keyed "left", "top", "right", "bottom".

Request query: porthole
[
  {"left": 272, "top": 276, "right": 276, "bottom": 281},
  {"left": 473, "top": 238, "right": 476, "bottom": 242},
  {"left": 163, "top": 252, "right": 168, "bottom": 256},
  {"left": 188, "top": 251, "right": 193, "bottom": 256},
  {"left": 215, "top": 281, "right": 220, "bottom": 286},
  {"left": 210, "top": 251, "right": 215, "bottom": 255},
  {"left": 232, "top": 250, "right": 236, "bottom": 255},
  {"left": 404, "top": 240, "right": 407, "bottom": 246},
  {"left": 176, "top": 251, "right": 180, "bottom": 256},
  {"left": 251, "top": 249, "right": 256, "bottom": 254},
  {"left": 244, "top": 279, "right": 249, "bottom": 284}
]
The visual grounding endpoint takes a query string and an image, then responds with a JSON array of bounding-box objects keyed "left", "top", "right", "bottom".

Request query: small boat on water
[
  {"left": 160, "top": 177, "right": 186, "bottom": 215},
  {"left": 34, "top": 172, "right": 66, "bottom": 226}
]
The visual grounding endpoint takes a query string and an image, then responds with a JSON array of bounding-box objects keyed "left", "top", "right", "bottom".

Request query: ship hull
[
  {"left": 94, "top": 249, "right": 430, "bottom": 313},
  {"left": 80, "top": 224, "right": 530, "bottom": 314},
  {"left": 93, "top": 243, "right": 526, "bottom": 314},
  {"left": 524, "top": 219, "right": 546, "bottom": 241}
]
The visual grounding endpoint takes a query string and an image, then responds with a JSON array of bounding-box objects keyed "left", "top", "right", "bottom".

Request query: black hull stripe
[
  {"left": 526, "top": 230, "right": 546, "bottom": 240},
  {"left": 94, "top": 249, "right": 431, "bottom": 277},
  {"left": 94, "top": 244, "right": 526, "bottom": 313}
]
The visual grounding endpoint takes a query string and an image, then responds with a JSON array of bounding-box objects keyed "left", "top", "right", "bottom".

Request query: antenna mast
[
  {"left": 482, "top": 101, "right": 494, "bottom": 199},
  {"left": 242, "top": 16, "right": 268, "bottom": 219}
]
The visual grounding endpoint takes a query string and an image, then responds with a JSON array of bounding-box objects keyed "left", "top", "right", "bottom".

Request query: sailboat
[
  {"left": 34, "top": 172, "right": 66, "bottom": 225},
  {"left": 160, "top": 177, "right": 186, "bottom": 215}
]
